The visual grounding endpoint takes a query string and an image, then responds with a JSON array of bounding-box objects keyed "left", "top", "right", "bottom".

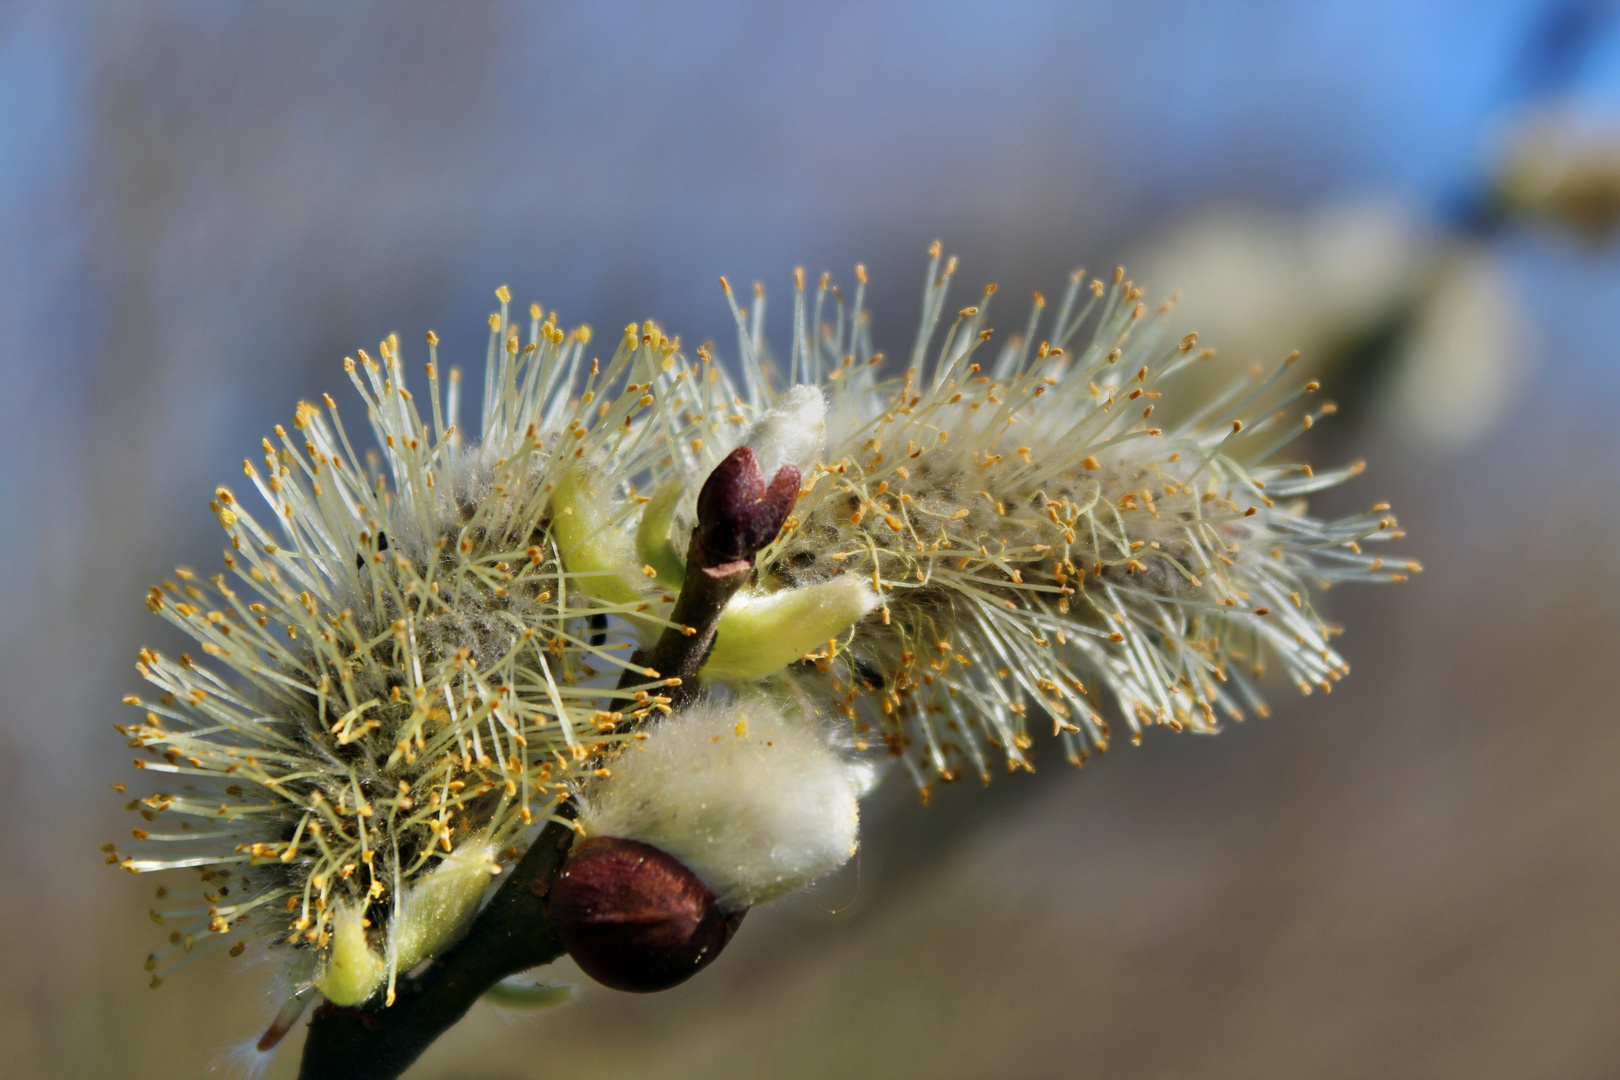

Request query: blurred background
[{"left": 3, "top": 2, "right": 1620, "bottom": 1077}]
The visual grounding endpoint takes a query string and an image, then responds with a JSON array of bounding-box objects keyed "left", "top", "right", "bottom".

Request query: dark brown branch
[
  {"left": 296, "top": 446, "right": 798, "bottom": 1080},
  {"left": 630, "top": 535, "right": 752, "bottom": 713}
]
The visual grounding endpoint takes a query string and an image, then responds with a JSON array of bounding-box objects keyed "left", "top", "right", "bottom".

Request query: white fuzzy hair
[
  {"left": 737, "top": 383, "right": 826, "bottom": 479},
  {"left": 577, "top": 697, "right": 859, "bottom": 909}
]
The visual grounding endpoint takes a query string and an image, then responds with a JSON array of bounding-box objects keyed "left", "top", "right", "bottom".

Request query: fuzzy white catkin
[
  {"left": 578, "top": 699, "right": 861, "bottom": 910},
  {"left": 737, "top": 384, "right": 826, "bottom": 479},
  {"left": 116, "top": 297, "right": 676, "bottom": 997}
]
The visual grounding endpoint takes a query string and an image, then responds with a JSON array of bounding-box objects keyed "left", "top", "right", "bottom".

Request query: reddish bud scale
[
  {"left": 694, "top": 446, "right": 800, "bottom": 567},
  {"left": 548, "top": 836, "right": 745, "bottom": 993}
]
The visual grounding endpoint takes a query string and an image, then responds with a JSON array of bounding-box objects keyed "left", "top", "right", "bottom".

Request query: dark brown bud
[
  {"left": 548, "top": 836, "right": 746, "bottom": 993},
  {"left": 693, "top": 446, "right": 800, "bottom": 570}
]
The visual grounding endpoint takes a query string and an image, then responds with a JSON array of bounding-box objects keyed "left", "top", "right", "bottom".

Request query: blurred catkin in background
[{"left": 5, "top": 2, "right": 1620, "bottom": 1077}]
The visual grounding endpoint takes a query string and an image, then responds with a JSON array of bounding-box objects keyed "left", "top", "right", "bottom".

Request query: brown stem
[
  {"left": 627, "top": 446, "right": 798, "bottom": 714},
  {"left": 296, "top": 446, "right": 797, "bottom": 1080},
  {"left": 629, "top": 534, "right": 750, "bottom": 713}
]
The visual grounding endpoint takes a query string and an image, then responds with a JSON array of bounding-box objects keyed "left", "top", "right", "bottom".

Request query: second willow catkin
[{"left": 639, "top": 248, "right": 1415, "bottom": 790}]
